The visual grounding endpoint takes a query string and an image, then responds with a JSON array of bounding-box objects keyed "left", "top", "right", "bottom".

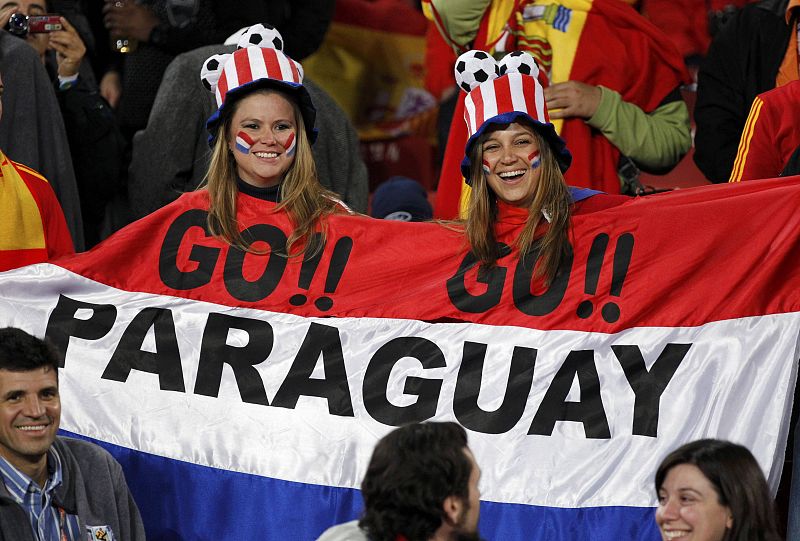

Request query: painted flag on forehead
[
  {"left": 429, "top": 0, "right": 689, "bottom": 219},
  {"left": 1, "top": 179, "right": 800, "bottom": 540}
]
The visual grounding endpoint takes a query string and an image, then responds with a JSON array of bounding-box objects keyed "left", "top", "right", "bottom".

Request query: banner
[{"left": 1, "top": 178, "right": 800, "bottom": 540}]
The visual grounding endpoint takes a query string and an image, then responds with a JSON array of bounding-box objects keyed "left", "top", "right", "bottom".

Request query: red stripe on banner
[
  {"left": 234, "top": 50, "right": 253, "bottom": 90},
  {"left": 55, "top": 177, "right": 800, "bottom": 333},
  {"left": 494, "top": 76, "right": 514, "bottom": 120}
]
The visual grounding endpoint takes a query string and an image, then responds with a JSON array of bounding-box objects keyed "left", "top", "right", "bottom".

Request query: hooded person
[
  {"left": 199, "top": 24, "right": 348, "bottom": 256},
  {"left": 456, "top": 49, "right": 628, "bottom": 283}
]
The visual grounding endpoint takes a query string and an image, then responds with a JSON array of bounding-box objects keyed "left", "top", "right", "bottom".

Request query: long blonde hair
[
  {"left": 202, "top": 88, "right": 340, "bottom": 256},
  {"left": 465, "top": 127, "right": 572, "bottom": 283}
]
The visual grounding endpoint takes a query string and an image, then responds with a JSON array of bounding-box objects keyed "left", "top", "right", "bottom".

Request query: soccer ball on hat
[
  {"left": 200, "top": 53, "right": 228, "bottom": 92},
  {"left": 499, "top": 51, "right": 540, "bottom": 78},
  {"left": 454, "top": 50, "right": 499, "bottom": 93},
  {"left": 238, "top": 23, "right": 284, "bottom": 51}
]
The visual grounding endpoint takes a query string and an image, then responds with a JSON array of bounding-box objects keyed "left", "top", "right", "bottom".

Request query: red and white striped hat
[
  {"left": 201, "top": 24, "right": 316, "bottom": 146},
  {"left": 456, "top": 50, "right": 571, "bottom": 182}
]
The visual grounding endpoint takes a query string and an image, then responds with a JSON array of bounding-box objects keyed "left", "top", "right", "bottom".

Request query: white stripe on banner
[
  {"left": 509, "top": 73, "right": 528, "bottom": 115},
  {"left": 0, "top": 265, "right": 796, "bottom": 509},
  {"left": 247, "top": 46, "right": 268, "bottom": 81}
]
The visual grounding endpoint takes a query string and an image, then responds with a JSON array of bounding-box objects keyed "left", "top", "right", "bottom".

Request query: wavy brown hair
[
  {"left": 201, "top": 88, "right": 341, "bottom": 256},
  {"left": 464, "top": 125, "right": 572, "bottom": 283}
]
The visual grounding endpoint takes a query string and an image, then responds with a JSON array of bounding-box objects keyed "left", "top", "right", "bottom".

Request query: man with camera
[{"left": 1, "top": 0, "right": 124, "bottom": 248}]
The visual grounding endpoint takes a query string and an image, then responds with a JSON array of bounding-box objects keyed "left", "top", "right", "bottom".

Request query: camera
[{"left": 6, "top": 13, "right": 63, "bottom": 37}]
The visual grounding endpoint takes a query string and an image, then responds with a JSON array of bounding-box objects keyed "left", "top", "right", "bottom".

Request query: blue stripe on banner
[{"left": 60, "top": 431, "right": 661, "bottom": 541}]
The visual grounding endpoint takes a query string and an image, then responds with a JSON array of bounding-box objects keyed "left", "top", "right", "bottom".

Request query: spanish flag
[{"left": 431, "top": 0, "right": 688, "bottom": 219}]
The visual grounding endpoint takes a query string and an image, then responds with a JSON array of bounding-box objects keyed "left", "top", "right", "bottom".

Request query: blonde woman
[{"left": 200, "top": 25, "right": 345, "bottom": 256}]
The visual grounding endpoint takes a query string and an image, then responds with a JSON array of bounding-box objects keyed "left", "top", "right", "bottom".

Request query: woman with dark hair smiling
[{"left": 655, "top": 439, "right": 782, "bottom": 541}]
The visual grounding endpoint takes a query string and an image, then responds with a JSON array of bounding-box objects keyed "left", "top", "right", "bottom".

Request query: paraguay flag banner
[{"left": 1, "top": 178, "right": 800, "bottom": 540}]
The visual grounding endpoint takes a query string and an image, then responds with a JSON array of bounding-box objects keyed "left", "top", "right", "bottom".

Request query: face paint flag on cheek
[
  {"left": 482, "top": 159, "right": 491, "bottom": 177},
  {"left": 529, "top": 150, "right": 541, "bottom": 170},
  {"left": 235, "top": 131, "right": 255, "bottom": 154},
  {"left": 283, "top": 131, "right": 296, "bottom": 157}
]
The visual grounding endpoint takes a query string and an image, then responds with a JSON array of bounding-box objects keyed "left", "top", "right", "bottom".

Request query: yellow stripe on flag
[
  {"left": 729, "top": 97, "right": 764, "bottom": 183},
  {"left": 0, "top": 158, "right": 46, "bottom": 250}
]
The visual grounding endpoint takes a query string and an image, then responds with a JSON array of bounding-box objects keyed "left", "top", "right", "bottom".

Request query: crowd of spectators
[{"left": 0, "top": 0, "right": 798, "bottom": 539}]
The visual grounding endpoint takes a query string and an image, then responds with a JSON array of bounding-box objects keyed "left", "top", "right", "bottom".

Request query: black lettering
[
  {"left": 193, "top": 313, "right": 273, "bottom": 405},
  {"left": 363, "top": 337, "right": 445, "bottom": 426},
  {"left": 223, "top": 224, "right": 288, "bottom": 302},
  {"left": 45, "top": 295, "right": 117, "bottom": 367},
  {"left": 529, "top": 350, "right": 610, "bottom": 438},
  {"left": 446, "top": 245, "right": 510, "bottom": 313},
  {"left": 102, "top": 308, "right": 185, "bottom": 392},
  {"left": 612, "top": 343, "right": 691, "bottom": 437},
  {"left": 159, "top": 209, "right": 219, "bottom": 290},
  {"left": 272, "top": 323, "right": 354, "bottom": 416},
  {"left": 513, "top": 242, "right": 573, "bottom": 316},
  {"left": 454, "top": 342, "right": 537, "bottom": 434}
]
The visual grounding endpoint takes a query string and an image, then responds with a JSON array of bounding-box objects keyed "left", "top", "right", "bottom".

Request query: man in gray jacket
[{"left": 0, "top": 327, "right": 145, "bottom": 541}]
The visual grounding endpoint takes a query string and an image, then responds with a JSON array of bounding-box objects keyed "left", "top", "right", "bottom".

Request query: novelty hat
[
  {"left": 201, "top": 24, "right": 317, "bottom": 146},
  {"left": 456, "top": 50, "right": 571, "bottom": 182}
]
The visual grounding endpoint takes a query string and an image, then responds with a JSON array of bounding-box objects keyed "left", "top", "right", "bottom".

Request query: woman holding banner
[
  {"left": 454, "top": 50, "right": 627, "bottom": 284},
  {"left": 655, "top": 439, "right": 782, "bottom": 541},
  {"left": 199, "top": 24, "right": 345, "bottom": 256}
]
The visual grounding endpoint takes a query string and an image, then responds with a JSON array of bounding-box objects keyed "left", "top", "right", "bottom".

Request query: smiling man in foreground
[{"left": 0, "top": 327, "right": 145, "bottom": 541}]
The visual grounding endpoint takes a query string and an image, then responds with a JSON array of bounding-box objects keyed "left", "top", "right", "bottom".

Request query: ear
[
  {"left": 442, "top": 494, "right": 464, "bottom": 526},
  {"left": 725, "top": 509, "right": 733, "bottom": 529}
]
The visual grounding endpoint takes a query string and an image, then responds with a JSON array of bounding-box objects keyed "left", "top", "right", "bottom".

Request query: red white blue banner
[{"left": 1, "top": 178, "right": 800, "bottom": 540}]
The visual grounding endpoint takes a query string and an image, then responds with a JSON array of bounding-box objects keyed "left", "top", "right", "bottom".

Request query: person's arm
[
  {"left": 40, "top": 181, "right": 75, "bottom": 259},
  {"left": 107, "top": 452, "right": 147, "bottom": 541},
  {"left": 128, "top": 50, "right": 212, "bottom": 219},
  {"left": 728, "top": 95, "right": 781, "bottom": 181},
  {"left": 585, "top": 86, "right": 691, "bottom": 173},
  {"left": 427, "top": 0, "right": 492, "bottom": 51}
]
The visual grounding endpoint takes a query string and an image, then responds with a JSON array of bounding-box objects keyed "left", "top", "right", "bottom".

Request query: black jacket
[{"left": 694, "top": 0, "right": 793, "bottom": 183}]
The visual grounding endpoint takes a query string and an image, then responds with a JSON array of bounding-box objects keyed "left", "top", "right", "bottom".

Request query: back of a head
[
  {"left": 359, "top": 422, "right": 470, "bottom": 541},
  {"left": 0, "top": 327, "right": 60, "bottom": 373},
  {"left": 655, "top": 439, "right": 781, "bottom": 541}
]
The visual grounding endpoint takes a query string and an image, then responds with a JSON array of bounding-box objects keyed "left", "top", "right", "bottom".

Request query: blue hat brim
[
  {"left": 206, "top": 78, "right": 318, "bottom": 147},
  {"left": 460, "top": 111, "right": 572, "bottom": 183}
]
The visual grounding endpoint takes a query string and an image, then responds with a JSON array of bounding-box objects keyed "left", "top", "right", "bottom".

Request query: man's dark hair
[
  {"left": 0, "top": 328, "right": 60, "bottom": 375},
  {"left": 359, "top": 422, "right": 471, "bottom": 541}
]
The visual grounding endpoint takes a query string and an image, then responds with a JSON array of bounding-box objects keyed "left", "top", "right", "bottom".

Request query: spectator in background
[
  {"left": 0, "top": 14, "right": 83, "bottom": 249},
  {"left": 317, "top": 422, "right": 482, "bottom": 541},
  {"left": 728, "top": 80, "right": 800, "bottom": 182},
  {"left": 127, "top": 25, "right": 367, "bottom": 219},
  {"left": 0, "top": 69, "right": 73, "bottom": 271},
  {"left": 655, "top": 439, "right": 782, "bottom": 541},
  {"left": 0, "top": 327, "right": 146, "bottom": 540},
  {"left": 2, "top": 0, "right": 125, "bottom": 247},
  {"left": 370, "top": 176, "right": 432, "bottom": 221},
  {"left": 693, "top": 0, "right": 799, "bottom": 183},
  {"left": 97, "top": 0, "right": 333, "bottom": 138}
]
